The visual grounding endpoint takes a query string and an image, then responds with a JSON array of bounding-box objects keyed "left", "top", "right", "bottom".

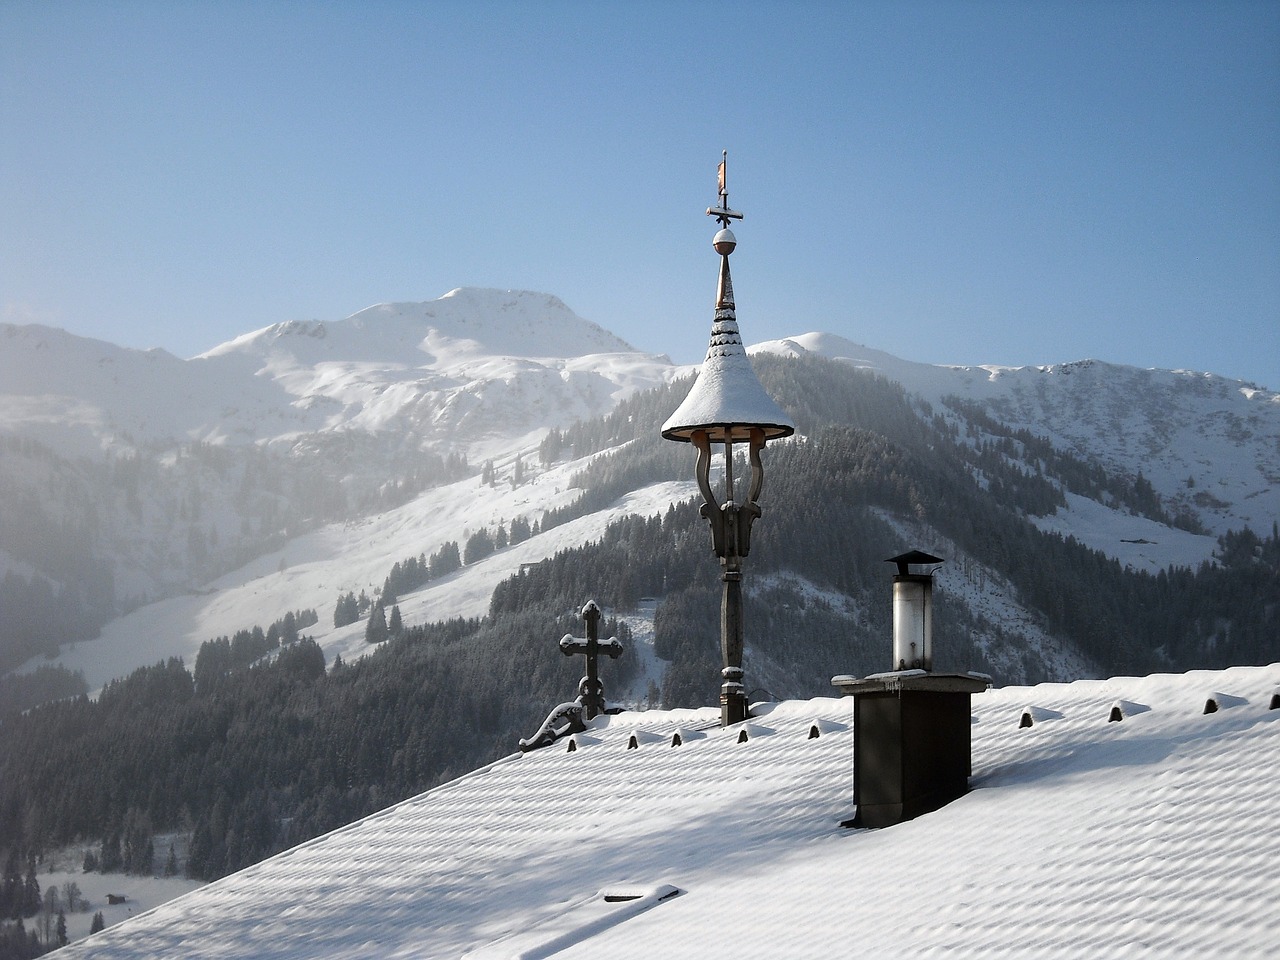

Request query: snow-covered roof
[{"left": 57, "top": 663, "right": 1280, "bottom": 958}]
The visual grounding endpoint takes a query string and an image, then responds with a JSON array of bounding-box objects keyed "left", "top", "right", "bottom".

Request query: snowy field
[
  {"left": 1031, "top": 490, "right": 1220, "bottom": 573},
  {"left": 35, "top": 464, "right": 696, "bottom": 695},
  {"left": 31, "top": 843, "right": 203, "bottom": 946}
]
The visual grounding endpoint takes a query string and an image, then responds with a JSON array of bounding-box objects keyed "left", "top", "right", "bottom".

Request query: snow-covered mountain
[
  {"left": 2, "top": 290, "right": 1277, "bottom": 692},
  {"left": 197, "top": 288, "right": 672, "bottom": 460},
  {"left": 0, "top": 290, "right": 677, "bottom": 635},
  {"left": 756, "top": 332, "right": 1279, "bottom": 540},
  {"left": 0, "top": 289, "right": 672, "bottom": 461}
]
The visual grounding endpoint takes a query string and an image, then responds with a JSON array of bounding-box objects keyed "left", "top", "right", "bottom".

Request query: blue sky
[{"left": 3, "top": 1, "right": 1277, "bottom": 387}]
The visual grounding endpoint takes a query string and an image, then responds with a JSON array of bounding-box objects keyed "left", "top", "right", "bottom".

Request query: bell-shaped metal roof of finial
[{"left": 661, "top": 154, "right": 796, "bottom": 444}]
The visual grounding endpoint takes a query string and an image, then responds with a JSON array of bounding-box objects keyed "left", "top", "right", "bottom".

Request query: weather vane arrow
[{"left": 706, "top": 149, "right": 743, "bottom": 228}]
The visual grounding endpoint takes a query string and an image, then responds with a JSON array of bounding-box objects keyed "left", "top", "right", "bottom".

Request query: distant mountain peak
[
  {"left": 437, "top": 286, "right": 570, "bottom": 312},
  {"left": 202, "top": 288, "right": 638, "bottom": 364},
  {"left": 351, "top": 287, "right": 637, "bottom": 359}
]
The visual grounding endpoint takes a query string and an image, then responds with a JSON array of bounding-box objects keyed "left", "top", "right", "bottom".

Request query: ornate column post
[{"left": 662, "top": 153, "right": 795, "bottom": 726}]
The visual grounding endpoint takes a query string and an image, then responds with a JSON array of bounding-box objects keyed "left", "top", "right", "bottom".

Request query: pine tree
[
  {"left": 22, "top": 856, "right": 39, "bottom": 917},
  {"left": 429, "top": 542, "right": 461, "bottom": 578},
  {"left": 100, "top": 832, "right": 122, "bottom": 873},
  {"left": 387, "top": 605, "right": 403, "bottom": 637},
  {"left": 333, "top": 591, "right": 359, "bottom": 627},
  {"left": 463, "top": 528, "right": 495, "bottom": 565},
  {"left": 509, "top": 516, "right": 531, "bottom": 545},
  {"left": 539, "top": 427, "right": 563, "bottom": 466},
  {"left": 89, "top": 911, "right": 104, "bottom": 934},
  {"left": 365, "top": 603, "right": 388, "bottom": 644},
  {"left": 121, "top": 807, "right": 153, "bottom": 875},
  {"left": 56, "top": 909, "right": 68, "bottom": 947}
]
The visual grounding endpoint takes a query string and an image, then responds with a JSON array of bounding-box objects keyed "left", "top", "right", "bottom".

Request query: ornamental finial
[{"left": 661, "top": 153, "right": 795, "bottom": 445}]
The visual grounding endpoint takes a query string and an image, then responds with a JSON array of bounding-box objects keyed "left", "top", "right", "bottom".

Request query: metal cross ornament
[{"left": 559, "top": 600, "right": 624, "bottom": 720}]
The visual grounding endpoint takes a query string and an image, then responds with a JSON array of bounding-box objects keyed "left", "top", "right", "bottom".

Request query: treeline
[
  {"left": 539, "top": 436, "right": 686, "bottom": 534},
  {"left": 191, "top": 609, "right": 318, "bottom": 694},
  {"left": 375, "top": 541, "right": 461, "bottom": 608},
  {"left": 541, "top": 378, "right": 696, "bottom": 465},
  {"left": 357, "top": 516, "right": 534, "bottom": 620},
  {"left": 0, "top": 598, "right": 636, "bottom": 884},
  {"left": 0, "top": 666, "right": 87, "bottom": 718},
  {"left": 491, "top": 504, "right": 709, "bottom": 621}
]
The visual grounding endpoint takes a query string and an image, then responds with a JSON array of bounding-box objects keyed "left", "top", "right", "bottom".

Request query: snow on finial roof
[{"left": 662, "top": 153, "right": 795, "bottom": 443}]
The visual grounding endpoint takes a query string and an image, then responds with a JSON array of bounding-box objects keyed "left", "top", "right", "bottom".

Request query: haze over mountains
[
  {"left": 0, "top": 289, "right": 656, "bottom": 459},
  {"left": 1, "top": 287, "right": 1277, "bottom": 694}
]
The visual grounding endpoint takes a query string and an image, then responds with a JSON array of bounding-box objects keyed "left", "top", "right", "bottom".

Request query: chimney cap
[{"left": 886, "top": 550, "right": 944, "bottom": 577}]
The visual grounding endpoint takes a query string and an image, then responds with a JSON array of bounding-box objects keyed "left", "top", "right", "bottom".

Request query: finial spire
[
  {"left": 661, "top": 153, "right": 795, "bottom": 445},
  {"left": 707, "top": 150, "right": 743, "bottom": 228}
]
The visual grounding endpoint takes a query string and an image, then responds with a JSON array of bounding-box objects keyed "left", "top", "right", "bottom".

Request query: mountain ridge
[
  {"left": 754, "top": 331, "right": 1279, "bottom": 538},
  {"left": 200, "top": 288, "right": 640, "bottom": 365}
]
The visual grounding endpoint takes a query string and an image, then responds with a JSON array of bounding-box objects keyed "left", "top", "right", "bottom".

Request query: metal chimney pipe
[
  {"left": 887, "top": 551, "right": 943, "bottom": 671},
  {"left": 892, "top": 573, "right": 933, "bottom": 671}
]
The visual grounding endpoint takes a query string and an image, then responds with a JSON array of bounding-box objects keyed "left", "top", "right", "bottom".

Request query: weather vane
[{"left": 706, "top": 149, "right": 744, "bottom": 229}]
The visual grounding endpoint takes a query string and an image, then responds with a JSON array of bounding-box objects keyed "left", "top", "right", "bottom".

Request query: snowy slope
[
  {"left": 49, "top": 457, "right": 695, "bottom": 694},
  {"left": 196, "top": 288, "right": 669, "bottom": 458},
  {"left": 756, "top": 332, "right": 1280, "bottom": 542},
  {"left": 52, "top": 663, "right": 1280, "bottom": 958},
  {"left": 0, "top": 323, "right": 307, "bottom": 459}
]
